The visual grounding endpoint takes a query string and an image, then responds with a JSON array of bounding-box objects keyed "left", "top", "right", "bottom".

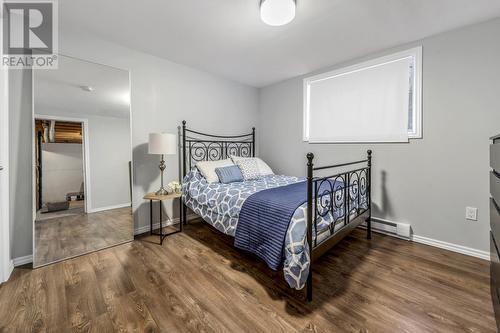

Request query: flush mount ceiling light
[
  {"left": 260, "top": 0, "right": 296, "bottom": 26},
  {"left": 80, "top": 85, "right": 94, "bottom": 92}
]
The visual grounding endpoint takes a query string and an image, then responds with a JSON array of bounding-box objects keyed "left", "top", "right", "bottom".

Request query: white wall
[
  {"left": 41, "top": 143, "right": 83, "bottom": 204},
  {"left": 37, "top": 112, "right": 132, "bottom": 212},
  {"left": 9, "top": 27, "right": 259, "bottom": 259},
  {"left": 258, "top": 18, "right": 500, "bottom": 254},
  {"left": 87, "top": 115, "right": 131, "bottom": 210}
]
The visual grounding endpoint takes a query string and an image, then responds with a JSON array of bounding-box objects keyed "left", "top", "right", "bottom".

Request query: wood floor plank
[
  {"left": 102, "top": 291, "right": 160, "bottom": 333},
  {"left": 34, "top": 263, "right": 69, "bottom": 331},
  {"left": 62, "top": 256, "right": 108, "bottom": 330},
  {"left": 0, "top": 220, "right": 496, "bottom": 332}
]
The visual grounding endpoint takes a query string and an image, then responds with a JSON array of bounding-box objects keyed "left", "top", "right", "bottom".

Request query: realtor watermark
[{"left": 1, "top": 0, "right": 58, "bottom": 69}]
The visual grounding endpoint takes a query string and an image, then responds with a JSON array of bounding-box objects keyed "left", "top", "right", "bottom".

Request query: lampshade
[
  {"left": 260, "top": 0, "right": 296, "bottom": 26},
  {"left": 148, "top": 133, "right": 176, "bottom": 155}
]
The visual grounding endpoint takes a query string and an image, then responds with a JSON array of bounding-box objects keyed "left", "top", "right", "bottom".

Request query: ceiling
[
  {"left": 34, "top": 55, "right": 130, "bottom": 119},
  {"left": 59, "top": 0, "right": 500, "bottom": 87},
  {"left": 35, "top": 120, "right": 83, "bottom": 144}
]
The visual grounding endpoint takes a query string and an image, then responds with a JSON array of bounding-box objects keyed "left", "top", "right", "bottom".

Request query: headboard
[{"left": 178, "top": 120, "right": 255, "bottom": 179}]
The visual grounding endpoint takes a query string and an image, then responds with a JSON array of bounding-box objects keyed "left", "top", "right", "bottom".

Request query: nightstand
[{"left": 143, "top": 192, "right": 183, "bottom": 245}]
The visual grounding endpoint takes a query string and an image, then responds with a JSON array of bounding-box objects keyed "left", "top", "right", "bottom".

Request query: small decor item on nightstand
[
  {"left": 148, "top": 133, "right": 177, "bottom": 195},
  {"left": 168, "top": 181, "right": 181, "bottom": 194}
]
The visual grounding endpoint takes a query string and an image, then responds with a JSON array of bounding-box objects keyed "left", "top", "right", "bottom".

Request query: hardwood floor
[
  {"left": 34, "top": 207, "right": 133, "bottom": 267},
  {"left": 36, "top": 200, "right": 85, "bottom": 221},
  {"left": 1, "top": 219, "right": 495, "bottom": 332}
]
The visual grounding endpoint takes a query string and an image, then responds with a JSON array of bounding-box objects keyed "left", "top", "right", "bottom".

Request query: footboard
[{"left": 305, "top": 150, "right": 372, "bottom": 301}]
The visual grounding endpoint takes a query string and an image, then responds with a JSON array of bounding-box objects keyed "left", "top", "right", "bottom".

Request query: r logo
[{"left": 2, "top": 1, "right": 54, "bottom": 55}]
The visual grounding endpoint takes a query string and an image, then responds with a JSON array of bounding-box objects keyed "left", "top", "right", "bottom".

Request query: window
[{"left": 303, "top": 47, "right": 422, "bottom": 143}]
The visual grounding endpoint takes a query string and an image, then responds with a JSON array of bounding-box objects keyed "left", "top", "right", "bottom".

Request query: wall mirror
[{"left": 32, "top": 55, "right": 133, "bottom": 267}]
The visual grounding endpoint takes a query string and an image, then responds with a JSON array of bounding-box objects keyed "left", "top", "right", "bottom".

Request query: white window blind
[{"left": 304, "top": 48, "right": 422, "bottom": 143}]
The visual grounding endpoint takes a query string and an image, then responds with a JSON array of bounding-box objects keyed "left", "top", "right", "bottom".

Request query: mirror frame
[{"left": 31, "top": 53, "right": 134, "bottom": 267}]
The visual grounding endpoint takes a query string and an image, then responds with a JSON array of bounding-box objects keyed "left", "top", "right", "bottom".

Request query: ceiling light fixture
[
  {"left": 80, "top": 85, "right": 94, "bottom": 92},
  {"left": 260, "top": 0, "right": 296, "bottom": 27}
]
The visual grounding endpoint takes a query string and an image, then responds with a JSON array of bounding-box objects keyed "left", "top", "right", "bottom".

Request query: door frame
[
  {"left": 32, "top": 114, "right": 91, "bottom": 215},
  {"left": 0, "top": 68, "right": 13, "bottom": 283}
]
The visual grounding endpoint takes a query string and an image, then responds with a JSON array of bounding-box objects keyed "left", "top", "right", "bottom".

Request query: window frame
[{"left": 303, "top": 46, "right": 423, "bottom": 143}]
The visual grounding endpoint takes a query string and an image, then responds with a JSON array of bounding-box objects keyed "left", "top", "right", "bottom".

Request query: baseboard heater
[{"left": 360, "top": 217, "right": 411, "bottom": 239}]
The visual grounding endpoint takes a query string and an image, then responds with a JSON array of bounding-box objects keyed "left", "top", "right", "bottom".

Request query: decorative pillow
[
  {"left": 215, "top": 165, "right": 244, "bottom": 184},
  {"left": 235, "top": 159, "right": 260, "bottom": 180},
  {"left": 231, "top": 156, "right": 274, "bottom": 176},
  {"left": 196, "top": 159, "right": 234, "bottom": 183}
]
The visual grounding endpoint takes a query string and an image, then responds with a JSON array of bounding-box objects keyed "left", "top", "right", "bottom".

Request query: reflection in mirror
[{"left": 33, "top": 55, "right": 133, "bottom": 267}]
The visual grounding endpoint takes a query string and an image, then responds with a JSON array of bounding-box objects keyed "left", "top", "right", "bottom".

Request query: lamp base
[{"left": 155, "top": 187, "right": 170, "bottom": 196}]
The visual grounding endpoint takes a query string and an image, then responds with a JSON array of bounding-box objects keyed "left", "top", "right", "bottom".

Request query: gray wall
[
  {"left": 36, "top": 110, "right": 132, "bottom": 211},
  {"left": 41, "top": 143, "right": 83, "bottom": 203},
  {"left": 259, "top": 18, "right": 500, "bottom": 253},
  {"left": 9, "top": 69, "right": 33, "bottom": 260},
  {"left": 86, "top": 115, "right": 131, "bottom": 210},
  {"left": 9, "top": 27, "right": 259, "bottom": 259}
]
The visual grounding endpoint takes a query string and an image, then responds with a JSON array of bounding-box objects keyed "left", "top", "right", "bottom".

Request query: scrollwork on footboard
[
  {"left": 347, "top": 167, "right": 369, "bottom": 216},
  {"left": 313, "top": 175, "right": 346, "bottom": 245},
  {"left": 312, "top": 167, "right": 369, "bottom": 247}
]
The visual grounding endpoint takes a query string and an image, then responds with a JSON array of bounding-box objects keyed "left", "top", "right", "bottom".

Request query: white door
[{"left": 0, "top": 68, "right": 12, "bottom": 283}]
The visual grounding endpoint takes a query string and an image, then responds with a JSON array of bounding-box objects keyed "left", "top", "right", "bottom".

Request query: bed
[{"left": 179, "top": 121, "right": 372, "bottom": 301}]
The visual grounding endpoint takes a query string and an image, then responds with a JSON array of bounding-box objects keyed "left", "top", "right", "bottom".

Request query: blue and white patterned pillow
[
  {"left": 236, "top": 159, "right": 260, "bottom": 180},
  {"left": 231, "top": 156, "right": 274, "bottom": 176}
]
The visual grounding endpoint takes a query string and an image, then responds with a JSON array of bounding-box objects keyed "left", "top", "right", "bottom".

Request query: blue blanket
[
  {"left": 234, "top": 179, "right": 347, "bottom": 270},
  {"left": 234, "top": 181, "right": 308, "bottom": 270}
]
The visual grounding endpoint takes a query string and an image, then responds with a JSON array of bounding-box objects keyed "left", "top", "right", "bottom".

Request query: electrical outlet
[{"left": 466, "top": 207, "right": 478, "bottom": 221}]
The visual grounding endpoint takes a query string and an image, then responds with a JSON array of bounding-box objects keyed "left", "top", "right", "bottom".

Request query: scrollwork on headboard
[{"left": 178, "top": 120, "right": 255, "bottom": 178}]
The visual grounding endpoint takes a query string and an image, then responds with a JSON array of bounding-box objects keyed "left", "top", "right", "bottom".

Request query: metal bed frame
[{"left": 179, "top": 121, "right": 372, "bottom": 302}]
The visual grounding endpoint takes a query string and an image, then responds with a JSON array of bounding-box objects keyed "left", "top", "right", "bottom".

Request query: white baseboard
[
  {"left": 89, "top": 203, "right": 131, "bottom": 213},
  {"left": 13, "top": 255, "right": 33, "bottom": 267},
  {"left": 7, "top": 259, "right": 14, "bottom": 279},
  {"left": 134, "top": 214, "right": 197, "bottom": 235},
  {"left": 1, "top": 260, "right": 14, "bottom": 283},
  {"left": 368, "top": 217, "right": 489, "bottom": 261},
  {"left": 412, "top": 235, "right": 490, "bottom": 261}
]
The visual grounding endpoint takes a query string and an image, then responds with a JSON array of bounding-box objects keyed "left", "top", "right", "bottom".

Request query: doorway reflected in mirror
[{"left": 33, "top": 55, "right": 133, "bottom": 267}]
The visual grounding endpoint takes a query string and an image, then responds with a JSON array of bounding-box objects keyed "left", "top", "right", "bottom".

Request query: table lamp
[{"left": 148, "top": 133, "right": 177, "bottom": 195}]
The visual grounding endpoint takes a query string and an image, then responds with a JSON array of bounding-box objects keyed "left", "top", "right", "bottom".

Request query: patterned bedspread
[{"left": 182, "top": 167, "right": 357, "bottom": 290}]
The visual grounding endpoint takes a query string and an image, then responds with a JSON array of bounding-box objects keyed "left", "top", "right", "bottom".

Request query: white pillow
[
  {"left": 196, "top": 159, "right": 234, "bottom": 183},
  {"left": 231, "top": 156, "right": 274, "bottom": 176}
]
